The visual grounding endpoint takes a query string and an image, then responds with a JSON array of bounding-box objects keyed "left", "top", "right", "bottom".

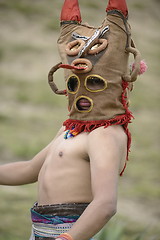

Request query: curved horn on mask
[
  {"left": 60, "top": 0, "right": 82, "bottom": 23},
  {"left": 48, "top": 63, "right": 66, "bottom": 95},
  {"left": 106, "top": 0, "right": 128, "bottom": 17},
  {"left": 125, "top": 40, "right": 141, "bottom": 82}
]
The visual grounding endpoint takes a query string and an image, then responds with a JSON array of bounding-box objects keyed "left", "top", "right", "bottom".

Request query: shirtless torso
[
  {"left": 37, "top": 125, "right": 127, "bottom": 205},
  {"left": 38, "top": 129, "right": 93, "bottom": 205},
  {"left": 0, "top": 125, "right": 127, "bottom": 239}
]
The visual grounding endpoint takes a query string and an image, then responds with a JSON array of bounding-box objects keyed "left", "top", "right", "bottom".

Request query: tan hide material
[
  {"left": 57, "top": 12, "right": 135, "bottom": 122},
  {"left": 47, "top": 8, "right": 144, "bottom": 175}
]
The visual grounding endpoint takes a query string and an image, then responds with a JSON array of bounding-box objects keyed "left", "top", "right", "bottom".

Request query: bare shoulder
[
  {"left": 87, "top": 126, "right": 127, "bottom": 174},
  {"left": 88, "top": 125, "right": 127, "bottom": 146}
]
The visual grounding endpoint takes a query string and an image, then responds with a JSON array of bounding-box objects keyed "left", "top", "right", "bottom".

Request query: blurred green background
[{"left": 0, "top": 0, "right": 160, "bottom": 239}]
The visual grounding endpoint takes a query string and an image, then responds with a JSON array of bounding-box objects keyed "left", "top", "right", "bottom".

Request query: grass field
[{"left": 0, "top": 0, "right": 160, "bottom": 239}]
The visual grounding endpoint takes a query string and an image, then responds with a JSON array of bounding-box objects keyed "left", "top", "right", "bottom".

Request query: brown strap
[
  {"left": 61, "top": 20, "right": 80, "bottom": 26},
  {"left": 35, "top": 237, "right": 55, "bottom": 240},
  {"left": 32, "top": 202, "right": 89, "bottom": 216},
  {"left": 107, "top": 10, "right": 130, "bottom": 48}
]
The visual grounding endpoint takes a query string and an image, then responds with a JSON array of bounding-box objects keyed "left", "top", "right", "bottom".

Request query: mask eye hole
[
  {"left": 88, "top": 39, "right": 108, "bottom": 55},
  {"left": 66, "top": 40, "right": 85, "bottom": 56},
  {"left": 85, "top": 75, "right": 107, "bottom": 92},
  {"left": 67, "top": 75, "right": 80, "bottom": 94}
]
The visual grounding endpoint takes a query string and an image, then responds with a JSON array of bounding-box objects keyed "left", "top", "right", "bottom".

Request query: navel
[{"left": 59, "top": 151, "right": 63, "bottom": 157}]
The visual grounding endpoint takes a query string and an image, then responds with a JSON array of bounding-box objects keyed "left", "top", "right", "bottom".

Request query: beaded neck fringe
[{"left": 64, "top": 129, "right": 78, "bottom": 139}]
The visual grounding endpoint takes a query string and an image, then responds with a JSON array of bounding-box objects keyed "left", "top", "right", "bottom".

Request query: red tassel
[
  {"left": 63, "top": 115, "right": 131, "bottom": 133},
  {"left": 120, "top": 161, "right": 127, "bottom": 176}
]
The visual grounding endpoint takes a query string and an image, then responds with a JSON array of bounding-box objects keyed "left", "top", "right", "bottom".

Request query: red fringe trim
[{"left": 63, "top": 80, "right": 133, "bottom": 176}]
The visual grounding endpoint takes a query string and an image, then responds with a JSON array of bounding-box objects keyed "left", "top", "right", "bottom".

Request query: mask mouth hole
[
  {"left": 75, "top": 96, "right": 93, "bottom": 112},
  {"left": 75, "top": 63, "right": 87, "bottom": 68},
  {"left": 71, "top": 58, "right": 92, "bottom": 74}
]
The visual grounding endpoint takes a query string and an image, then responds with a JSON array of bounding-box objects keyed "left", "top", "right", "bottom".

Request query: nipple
[{"left": 59, "top": 151, "right": 63, "bottom": 157}]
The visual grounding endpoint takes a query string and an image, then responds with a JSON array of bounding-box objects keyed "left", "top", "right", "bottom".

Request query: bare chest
[
  {"left": 38, "top": 131, "right": 92, "bottom": 204},
  {"left": 45, "top": 131, "right": 89, "bottom": 169}
]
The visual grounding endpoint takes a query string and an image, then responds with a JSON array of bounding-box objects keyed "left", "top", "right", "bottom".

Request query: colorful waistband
[
  {"left": 30, "top": 202, "right": 89, "bottom": 239},
  {"left": 31, "top": 202, "right": 89, "bottom": 216}
]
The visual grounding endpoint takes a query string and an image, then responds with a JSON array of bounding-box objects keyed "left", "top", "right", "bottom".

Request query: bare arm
[
  {"left": 0, "top": 126, "right": 65, "bottom": 186},
  {"left": 0, "top": 144, "right": 50, "bottom": 186},
  {"left": 64, "top": 126, "right": 127, "bottom": 240}
]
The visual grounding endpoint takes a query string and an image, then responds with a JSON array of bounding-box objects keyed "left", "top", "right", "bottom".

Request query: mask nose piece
[{"left": 71, "top": 58, "right": 93, "bottom": 74}]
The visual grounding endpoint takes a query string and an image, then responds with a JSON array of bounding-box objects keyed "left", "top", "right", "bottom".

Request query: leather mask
[{"left": 48, "top": 0, "right": 142, "bottom": 147}]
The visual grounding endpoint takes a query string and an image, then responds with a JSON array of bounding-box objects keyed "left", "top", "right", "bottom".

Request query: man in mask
[{"left": 0, "top": 1, "right": 145, "bottom": 240}]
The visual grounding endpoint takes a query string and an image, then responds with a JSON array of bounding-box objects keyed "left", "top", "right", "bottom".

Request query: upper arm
[
  {"left": 0, "top": 127, "right": 65, "bottom": 185},
  {"left": 88, "top": 126, "right": 127, "bottom": 205}
]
